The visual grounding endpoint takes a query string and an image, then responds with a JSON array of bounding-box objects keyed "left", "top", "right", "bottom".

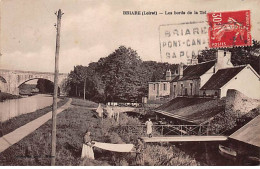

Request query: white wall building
[{"left": 201, "top": 64, "right": 260, "bottom": 99}]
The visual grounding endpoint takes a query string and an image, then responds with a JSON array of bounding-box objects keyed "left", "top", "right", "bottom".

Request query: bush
[
  {"left": 144, "top": 144, "right": 199, "bottom": 166},
  {"left": 210, "top": 107, "right": 260, "bottom": 135}
]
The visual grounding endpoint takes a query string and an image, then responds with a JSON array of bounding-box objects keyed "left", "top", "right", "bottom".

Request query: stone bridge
[
  {"left": 112, "top": 106, "right": 143, "bottom": 114},
  {"left": 0, "top": 69, "right": 68, "bottom": 95}
]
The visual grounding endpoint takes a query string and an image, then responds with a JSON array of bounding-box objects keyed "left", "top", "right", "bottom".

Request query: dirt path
[{"left": 0, "top": 98, "right": 72, "bottom": 153}]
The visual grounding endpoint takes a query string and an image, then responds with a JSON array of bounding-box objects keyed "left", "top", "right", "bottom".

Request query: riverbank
[
  {"left": 1, "top": 97, "right": 69, "bottom": 136},
  {"left": 0, "top": 92, "right": 21, "bottom": 102},
  {"left": 0, "top": 98, "right": 200, "bottom": 166}
]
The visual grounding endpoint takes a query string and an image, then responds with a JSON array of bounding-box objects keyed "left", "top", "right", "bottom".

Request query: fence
[{"left": 118, "top": 124, "right": 215, "bottom": 137}]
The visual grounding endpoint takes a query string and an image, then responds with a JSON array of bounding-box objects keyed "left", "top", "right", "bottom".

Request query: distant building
[
  {"left": 170, "top": 50, "right": 233, "bottom": 98},
  {"left": 148, "top": 69, "right": 176, "bottom": 100}
]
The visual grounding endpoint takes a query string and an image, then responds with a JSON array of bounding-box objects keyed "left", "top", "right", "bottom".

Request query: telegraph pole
[
  {"left": 51, "top": 9, "right": 63, "bottom": 166},
  {"left": 83, "top": 78, "right": 86, "bottom": 100}
]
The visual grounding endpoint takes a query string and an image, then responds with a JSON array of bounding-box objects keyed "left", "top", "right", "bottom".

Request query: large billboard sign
[{"left": 159, "top": 22, "right": 209, "bottom": 65}]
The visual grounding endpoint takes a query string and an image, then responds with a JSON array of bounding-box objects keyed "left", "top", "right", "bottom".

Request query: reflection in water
[
  {"left": 175, "top": 142, "right": 257, "bottom": 166},
  {"left": 0, "top": 94, "right": 57, "bottom": 122}
]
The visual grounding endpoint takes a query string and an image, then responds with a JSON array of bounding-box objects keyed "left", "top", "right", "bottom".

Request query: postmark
[
  {"left": 207, "top": 10, "right": 251, "bottom": 48},
  {"left": 159, "top": 22, "right": 208, "bottom": 65}
]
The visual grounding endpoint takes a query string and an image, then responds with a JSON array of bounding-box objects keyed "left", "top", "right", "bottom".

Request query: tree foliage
[
  {"left": 198, "top": 40, "right": 260, "bottom": 73},
  {"left": 66, "top": 41, "right": 259, "bottom": 103},
  {"left": 66, "top": 46, "right": 177, "bottom": 102},
  {"left": 36, "top": 79, "right": 55, "bottom": 94}
]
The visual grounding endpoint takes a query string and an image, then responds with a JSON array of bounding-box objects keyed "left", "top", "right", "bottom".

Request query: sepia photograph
[{"left": 0, "top": 0, "right": 259, "bottom": 166}]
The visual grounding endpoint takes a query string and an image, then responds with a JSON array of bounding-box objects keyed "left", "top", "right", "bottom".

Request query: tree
[
  {"left": 198, "top": 40, "right": 260, "bottom": 73},
  {"left": 65, "top": 46, "right": 178, "bottom": 103},
  {"left": 36, "top": 79, "right": 55, "bottom": 94},
  {"left": 66, "top": 65, "right": 99, "bottom": 100}
]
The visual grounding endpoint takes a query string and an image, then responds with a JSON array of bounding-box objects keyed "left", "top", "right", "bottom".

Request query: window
[
  {"left": 185, "top": 88, "right": 188, "bottom": 96},
  {"left": 190, "top": 83, "right": 193, "bottom": 95},
  {"left": 164, "top": 83, "right": 167, "bottom": 90},
  {"left": 203, "top": 91, "right": 206, "bottom": 97},
  {"left": 153, "top": 84, "right": 156, "bottom": 90},
  {"left": 180, "top": 84, "right": 183, "bottom": 96}
]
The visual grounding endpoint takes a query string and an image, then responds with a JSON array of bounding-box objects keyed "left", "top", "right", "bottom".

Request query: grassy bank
[
  {"left": 0, "top": 98, "right": 200, "bottom": 166},
  {"left": 1, "top": 97, "right": 69, "bottom": 136},
  {"left": 0, "top": 92, "right": 21, "bottom": 102}
]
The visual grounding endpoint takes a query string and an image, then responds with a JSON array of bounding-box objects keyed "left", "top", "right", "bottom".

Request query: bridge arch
[
  {"left": 17, "top": 78, "right": 60, "bottom": 95},
  {"left": 17, "top": 78, "right": 54, "bottom": 88},
  {"left": 0, "top": 76, "right": 8, "bottom": 93},
  {"left": 0, "top": 69, "right": 68, "bottom": 95},
  {"left": 0, "top": 76, "right": 7, "bottom": 83}
]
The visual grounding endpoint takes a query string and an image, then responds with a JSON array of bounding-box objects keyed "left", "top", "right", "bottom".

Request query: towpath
[{"left": 0, "top": 98, "right": 72, "bottom": 153}]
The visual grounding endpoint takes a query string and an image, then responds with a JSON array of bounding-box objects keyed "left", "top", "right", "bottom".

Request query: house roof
[
  {"left": 201, "top": 65, "right": 246, "bottom": 90},
  {"left": 155, "top": 97, "right": 225, "bottom": 124},
  {"left": 171, "top": 60, "right": 216, "bottom": 82},
  {"left": 148, "top": 79, "right": 171, "bottom": 83},
  {"left": 229, "top": 115, "right": 260, "bottom": 147}
]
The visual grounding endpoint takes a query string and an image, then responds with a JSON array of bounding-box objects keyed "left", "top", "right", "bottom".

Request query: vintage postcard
[{"left": 0, "top": 0, "right": 259, "bottom": 166}]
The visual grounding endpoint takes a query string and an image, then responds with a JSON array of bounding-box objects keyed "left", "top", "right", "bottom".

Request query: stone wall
[{"left": 225, "top": 89, "right": 260, "bottom": 116}]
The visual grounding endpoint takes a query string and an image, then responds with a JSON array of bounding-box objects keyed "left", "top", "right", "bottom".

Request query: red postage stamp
[{"left": 207, "top": 10, "right": 251, "bottom": 48}]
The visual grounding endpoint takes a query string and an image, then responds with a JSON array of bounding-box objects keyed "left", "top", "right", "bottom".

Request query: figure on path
[
  {"left": 106, "top": 105, "right": 114, "bottom": 118},
  {"left": 81, "top": 130, "right": 95, "bottom": 159},
  {"left": 145, "top": 118, "right": 153, "bottom": 138},
  {"left": 114, "top": 110, "right": 119, "bottom": 122},
  {"left": 135, "top": 138, "right": 144, "bottom": 165},
  {"left": 96, "top": 103, "right": 103, "bottom": 118}
]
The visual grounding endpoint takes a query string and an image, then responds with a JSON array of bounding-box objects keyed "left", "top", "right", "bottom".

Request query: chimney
[
  {"left": 166, "top": 69, "right": 172, "bottom": 81},
  {"left": 215, "top": 50, "right": 233, "bottom": 72},
  {"left": 179, "top": 62, "right": 184, "bottom": 78},
  {"left": 175, "top": 69, "right": 179, "bottom": 75},
  {"left": 191, "top": 59, "right": 198, "bottom": 65}
]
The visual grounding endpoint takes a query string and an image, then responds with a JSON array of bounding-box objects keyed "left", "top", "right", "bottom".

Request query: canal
[
  {"left": 124, "top": 111, "right": 258, "bottom": 166},
  {"left": 175, "top": 142, "right": 257, "bottom": 166},
  {"left": 0, "top": 94, "right": 57, "bottom": 122}
]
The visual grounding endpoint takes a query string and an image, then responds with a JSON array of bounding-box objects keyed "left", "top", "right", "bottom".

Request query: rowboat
[
  {"left": 248, "top": 156, "right": 260, "bottom": 163},
  {"left": 219, "top": 144, "right": 237, "bottom": 157}
]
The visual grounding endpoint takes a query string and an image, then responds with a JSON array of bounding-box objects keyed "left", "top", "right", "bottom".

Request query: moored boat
[
  {"left": 248, "top": 156, "right": 260, "bottom": 163},
  {"left": 219, "top": 144, "right": 237, "bottom": 157}
]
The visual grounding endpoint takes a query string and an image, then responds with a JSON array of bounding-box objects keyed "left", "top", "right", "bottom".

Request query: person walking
[
  {"left": 106, "top": 105, "right": 113, "bottom": 118},
  {"left": 81, "top": 130, "right": 95, "bottom": 159},
  {"left": 96, "top": 103, "right": 103, "bottom": 118},
  {"left": 135, "top": 138, "right": 144, "bottom": 165},
  {"left": 114, "top": 110, "right": 119, "bottom": 122},
  {"left": 145, "top": 118, "right": 153, "bottom": 138}
]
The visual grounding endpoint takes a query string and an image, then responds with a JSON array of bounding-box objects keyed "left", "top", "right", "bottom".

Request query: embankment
[
  {"left": 0, "top": 98, "right": 200, "bottom": 166},
  {"left": 0, "top": 92, "right": 21, "bottom": 102}
]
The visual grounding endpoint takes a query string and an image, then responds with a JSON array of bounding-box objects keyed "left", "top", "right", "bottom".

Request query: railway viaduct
[{"left": 0, "top": 69, "right": 68, "bottom": 95}]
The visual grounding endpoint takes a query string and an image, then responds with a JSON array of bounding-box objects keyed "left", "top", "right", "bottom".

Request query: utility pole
[
  {"left": 51, "top": 9, "right": 63, "bottom": 166},
  {"left": 83, "top": 78, "right": 86, "bottom": 100}
]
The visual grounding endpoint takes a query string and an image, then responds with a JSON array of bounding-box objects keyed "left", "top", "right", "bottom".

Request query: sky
[{"left": 0, "top": 0, "right": 259, "bottom": 73}]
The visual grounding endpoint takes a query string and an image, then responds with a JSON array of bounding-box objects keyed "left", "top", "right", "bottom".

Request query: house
[
  {"left": 149, "top": 50, "right": 260, "bottom": 100},
  {"left": 148, "top": 69, "right": 176, "bottom": 100},
  {"left": 201, "top": 64, "right": 260, "bottom": 99},
  {"left": 170, "top": 50, "right": 233, "bottom": 98}
]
